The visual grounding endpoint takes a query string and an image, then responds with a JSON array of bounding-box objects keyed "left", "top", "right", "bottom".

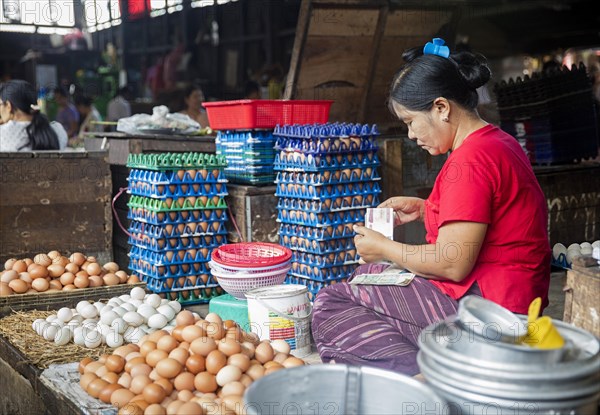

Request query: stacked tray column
[
  {"left": 216, "top": 130, "right": 276, "bottom": 185},
  {"left": 273, "top": 123, "right": 382, "bottom": 300},
  {"left": 126, "top": 152, "right": 229, "bottom": 304}
]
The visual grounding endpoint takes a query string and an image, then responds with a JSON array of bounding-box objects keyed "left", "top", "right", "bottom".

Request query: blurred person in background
[
  {"left": 74, "top": 94, "right": 103, "bottom": 146},
  {"left": 107, "top": 86, "right": 132, "bottom": 125},
  {"left": 244, "top": 80, "right": 261, "bottom": 99},
  {"left": 178, "top": 84, "right": 208, "bottom": 127},
  {"left": 0, "top": 80, "right": 66, "bottom": 151},
  {"left": 53, "top": 86, "right": 79, "bottom": 140}
]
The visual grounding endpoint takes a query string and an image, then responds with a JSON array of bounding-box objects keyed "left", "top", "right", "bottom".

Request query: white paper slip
[
  {"left": 350, "top": 265, "right": 415, "bottom": 286},
  {"left": 365, "top": 208, "right": 394, "bottom": 240}
]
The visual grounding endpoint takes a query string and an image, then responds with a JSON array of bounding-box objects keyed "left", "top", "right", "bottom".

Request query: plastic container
[
  {"left": 212, "top": 242, "right": 292, "bottom": 267},
  {"left": 203, "top": 100, "right": 333, "bottom": 130},
  {"left": 210, "top": 266, "right": 291, "bottom": 300}
]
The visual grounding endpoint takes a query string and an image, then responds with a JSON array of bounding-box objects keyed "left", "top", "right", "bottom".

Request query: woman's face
[
  {"left": 185, "top": 89, "right": 204, "bottom": 110},
  {"left": 392, "top": 101, "right": 453, "bottom": 155}
]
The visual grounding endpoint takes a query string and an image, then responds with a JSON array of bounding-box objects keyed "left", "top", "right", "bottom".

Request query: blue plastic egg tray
[
  {"left": 291, "top": 251, "right": 359, "bottom": 268},
  {"left": 275, "top": 170, "right": 380, "bottom": 186},
  {"left": 128, "top": 233, "right": 227, "bottom": 252},
  {"left": 274, "top": 151, "right": 379, "bottom": 172},
  {"left": 128, "top": 207, "right": 228, "bottom": 226},
  {"left": 280, "top": 235, "right": 355, "bottom": 255},
  {"left": 216, "top": 130, "right": 275, "bottom": 145},
  {"left": 289, "top": 263, "right": 356, "bottom": 282},
  {"left": 276, "top": 194, "right": 379, "bottom": 213},
  {"left": 285, "top": 275, "right": 348, "bottom": 300},
  {"left": 137, "top": 272, "right": 218, "bottom": 294},
  {"left": 129, "top": 257, "right": 211, "bottom": 279},
  {"left": 274, "top": 123, "right": 379, "bottom": 139},
  {"left": 274, "top": 136, "right": 377, "bottom": 155},
  {"left": 128, "top": 220, "right": 228, "bottom": 239},
  {"left": 277, "top": 208, "right": 365, "bottom": 227},
  {"left": 224, "top": 164, "right": 274, "bottom": 173},
  {"left": 279, "top": 223, "right": 356, "bottom": 240},
  {"left": 128, "top": 181, "right": 227, "bottom": 199},
  {"left": 221, "top": 173, "right": 275, "bottom": 185},
  {"left": 127, "top": 168, "right": 228, "bottom": 185},
  {"left": 129, "top": 245, "right": 219, "bottom": 266},
  {"left": 128, "top": 195, "right": 228, "bottom": 212},
  {"left": 276, "top": 182, "right": 380, "bottom": 201}
]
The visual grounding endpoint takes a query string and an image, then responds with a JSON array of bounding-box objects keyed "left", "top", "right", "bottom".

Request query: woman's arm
[
  {"left": 354, "top": 221, "right": 488, "bottom": 282},
  {"left": 378, "top": 196, "right": 425, "bottom": 226}
]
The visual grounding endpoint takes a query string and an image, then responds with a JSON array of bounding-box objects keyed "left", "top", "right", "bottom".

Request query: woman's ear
[{"left": 432, "top": 97, "right": 450, "bottom": 122}]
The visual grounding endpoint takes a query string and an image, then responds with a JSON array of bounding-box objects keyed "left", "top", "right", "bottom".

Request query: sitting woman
[
  {"left": 311, "top": 39, "right": 551, "bottom": 376},
  {"left": 179, "top": 84, "right": 209, "bottom": 128},
  {"left": 74, "top": 94, "right": 103, "bottom": 147},
  {"left": 0, "top": 80, "right": 67, "bottom": 151}
]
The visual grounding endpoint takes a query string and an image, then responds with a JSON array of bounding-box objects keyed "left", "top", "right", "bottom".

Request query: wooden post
[{"left": 284, "top": 0, "right": 312, "bottom": 99}]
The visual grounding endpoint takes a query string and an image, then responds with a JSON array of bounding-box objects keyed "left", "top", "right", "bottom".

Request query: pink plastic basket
[
  {"left": 212, "top": 243, "right": 292, "bottom": 268},
  {"left": 202, "top": 100, "right": 333, "bottom": 130}
]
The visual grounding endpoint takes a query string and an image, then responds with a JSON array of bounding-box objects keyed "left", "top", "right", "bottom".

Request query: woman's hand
[
  {"left": 378, "top": 196, "right": 425, "bottom": 226},
  {"left": 353, "top": 225, "right": 392, "bottom": 263}
]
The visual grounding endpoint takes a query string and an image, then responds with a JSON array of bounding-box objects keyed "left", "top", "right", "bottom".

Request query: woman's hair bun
[
  {"left": 401, "top": 47, "right": 424, "bottom": 63},
  {"left": 451, "top": 51, "right": 491, "bottom": 90}
]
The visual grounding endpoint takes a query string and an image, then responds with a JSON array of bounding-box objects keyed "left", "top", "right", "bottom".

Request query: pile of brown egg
[
  {"left": 1, "top": 251, "right": 136, "bottom": 296},
  {"left": 79, "top": 310, "right": 305, "bottom": 415}
]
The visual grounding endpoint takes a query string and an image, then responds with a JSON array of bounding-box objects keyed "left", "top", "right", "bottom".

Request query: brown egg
[
  {"left": 215, "top": 365, "right": 242, "bottom": 387},
  {"left": 47, "top": 250, "right": 60, "bottom": 259},
  {"left": 205, "top": 350, "right": 227, "bottom": 375},
  {"left": 227, "top": 353, "right": 250, "bottom": 372},
  {"left": 87, "top": 378, "right": 109, "bottom": 398},
  {"left": 142, "top": 383, "right": 166, "bottom": 404},
  {"left": 80, "top": 371, "right": 98, "bottom": 388},
  {"left": 127, "top": 275, "right": 140, "bottom": 284},
  {"left": 130, "top": 363, "right": 152, "bottom": 379},
  {"left": 144, "top": 404, "right": 166, "bottom": 415},
  {"left": 225, "top": 327, "right": 244, "bottom": 343},
  {"left": 0, "top": 282, "right": 13, "bottom": 296},
  {"left": 34, "top": 254, "right": 52, "bottom": 267},
  {"left": 182, "top": 326, "right": 206, "bottom": 344},
  {"left": 111, "top": 388, "right": 136, "bottom": 408},
  {"left": 18, "top": 272, "right": 32, "bottom": 284},
  {"left": 1, "top": 270, "right": 18, "bottom": 284},
  {"left": 48, "top": 280, "right": 62, "bottom": 290},
  {"left": 117, "top": 372, "right": 132, "bottom": 389},
  {"left": 105, "top": 355, "right": 126, "bottom": 373},
  {"left": 8, "top": 279, "right": 28, "bottom": 294},
  {"left": 116, "top": 270, "right": 128, "bottom": 283},
  {"left": 168, "top": 347, "right": 189, "bottom": 366},
  {"left": 221, "top": 381, "right": 245, "bottom": 397},
  {"left": 178, "top": 402, "right": 203, "bottom": 415},
  {"left": 89, "top": 275, "right": 103, "bottom": 287},
  {"left": 282, "top": 356, "right": 305, "bottom": 368},
  {"left": 166, "top": 400, "right": 185, "bottom": 415},
  {"left": 12, "top": 260, "right": 28, "bottom": 273},
  {"left": 157, "top": 335, "right": 178, "bottom": 353},
  {"left": 65, "top": 262, "right": 79, "bottom": 273},
  {"left": 28, "top": 264, "right": 48, "bottom": 279},
  {"left": 99, "top": 383, "right": 122, "bottom": 403},
  {"left": 146, "top": 350, "right": 169, "bottom": 368},
  {"left": 103, "top": 262, "right": 120, "bottom": 273},
  {"left": 69, "top": 252, "right": 86, "bottom": 266},
  {"left": 189, "top": 336, "right": 215, "bottom": 356},
  {"left": 59, "top": 272, "right": 75, "bottom": 286},
  {"left": 193, "top": 372, "right": 217, "bottom": 393},
  {"left": 96, "top": 364, "right": 110, "bottom": 378},
  {"left": 140, "top": 341, "right": 157, "bottom": 357},
  {"left": 62, "top": 284, "right": 76, "bottom": 291},
  {"left": 218, "top": 338, "right": 242, "bottom": 357},
  {"left": 206, "top": 322, "right": 225, "bottom": 340},
  {"left": 87, "top": 263, "right": 102, "bottom": 276},
  {"left": 47, "top": 264, "right": 64, "bottom": 278},
  {"left": 175, "top": 310, "right": 195, "bottom": 326},
  {"left": 103, "top": 273, "right": 120, "bottom": 286},
  {"left": 130, "top": 375, "right": 152, "bottom": 395},
  {"left": 117, "top": 403, "right": 143, "bottom": 415},
  {"left": 4, "top": 258, "right": 17, "bottom": 270},
  {"left": 74, "top": 274, "right": 89, "bottom": 289},
  {"left": 184, "top": 354, "right": 205, "bottom": 375},
  {"left": 102, "top": 372, "right": 119, "bottom": 384},
  {"left": 31, "top": 278, "right": 49, "bottom": 292},
  {"left": 245, "top": 364, "right": 265, "bottom": 381},
  {"left": 173, "top": 372, "right": 195, "bottom": 392},
  {"left": 154, "top": 377, "right": 174, "bottom": 394},
  {"left": 125, "top": 357, "right": 146, "bottom": 373},
  {"left": 155, "top": 358, "right": 182, "bottom": 379},
  {"left": 148, "top": 330, "right": 169, "bottom": 343},
  {"left": 79, "top": 357, "right": 94, "bottom": 374},
  {"left": 177, "top": 390, "right": 194, "bottom": 402},
  {"left": 254, "top": 342, "right": 274, "bottom": 364}
]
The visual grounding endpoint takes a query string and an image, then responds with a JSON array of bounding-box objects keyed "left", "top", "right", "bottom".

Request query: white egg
[
  {"left": 157, "top": 305, "right": 176, "bottom": 321},
  {"left": 137, "top": 304, "right": 157, "bottom": 322},
  {"left": 73, "top": 327, "right": 85, "bottom": 346},
  {"left": 52, "top": 320, "right": 65, "bottom": 329},
  {"left": 110, "top": 297, "right": 124, "bottom": 306},
  {"left": 97, "top": 323, "right": 112, "bottom": 340},
  {"left": 160, "top": 299, "right": 169, "bottom": 306},
  {"left": 580, "top": 242, "right": 593, "bottom": 255},
  {"left": 167, "top": 301, "right": 181, "bottom": 313},
  {"left": 566, "top": 249, "right": 580, "bottom": 265},
  {"left": 46, "top": 315, "right": 58, "bottom": 323},
  {"left": 82, "top": 318, "right": 98, "bottom": 327},
  {"left": 119, "top": 294, "right": 132, "bottom": 302},
  {"left": 67, "top": 320, "right": 81, "bottom": 330},
  {"left": 43, "top": 324, "right": 59, "bottom": 341},
  {"left": 592, "top": 240, "right": 600, "bottom": 249},
  {"left": 76, "top": 301, "right": 90, "bottom": 314},
  {"left": 123, "top": 326, "right": 144, "bottom": 343},
  {"left": 84, "top": 331, "right": 102, "bottom": 348},
  {"left": 130, "top": 287, "right": 146, "bottom": 301},
  {"left": 70, "top": 314, "right": 83, "bottom": 323},
  {"left": 147, "top": 313, "right": 168, "bottom": 329},
  {"left": 32, "top": 319, "right": 46, "bottom": 334},
  {"left": 271, "top": 339, "right": 291, "bottom": 355},
  {"left": 121, "top": 302, "right": 136, "bottom": 312},
  {"left": 56, "top": 307, "right": 73, "bottom": 323},
  {"left": 123, "top": 311, "right": 144, "bottom": 327},
  {"left": 567, "top": 243, "right": 581, "bottom": 252},
  {"left": 139, "top": 324, "right": 151, "bottom": 333},
  {"left": 100, "top": 310, "right": 119, "bottom": 326},
  {"left": 80, "top": 305, "right": 98, "bottom": 319},
  {"left": 54, "top": 327, "right": 71, "bottom": 346},
  {"left": 106, "top": 331, "right": 124, "bottom": 348},
  {"left": 111, "top": 318, "right": 128, "bottom": 334},
  {"left": 145, "top": 294, "right": 162, "bottom": 308},
  {"left": 129, "top": 299, "right": 143, "bottom": 308},
  {"left": 552, "top": 243, "right": 567, "bottom": 260},
  {"left": 102, "top": 304, "right": 114, "bottom": 313},
  {"left": 93, "top": 302, "right": 106, "bottom": 312},
  {"left": 112, "top": 306, "right": 127, "bottom": 317}
]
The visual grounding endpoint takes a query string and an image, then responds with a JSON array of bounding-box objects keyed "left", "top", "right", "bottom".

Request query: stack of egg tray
[
  {"left": 216, "top": 130, "right": 276, "bottom": 185},
  {"left": 126, "top": 152, "right": 229, "bottom": 305},
  {"left": 273, "top": 123, "right": 381, "bottom": 298}
]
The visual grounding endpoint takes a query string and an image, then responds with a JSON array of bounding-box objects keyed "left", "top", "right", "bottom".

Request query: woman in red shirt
[{"left": 311, "top": 39, "right": 551, "bottom": 375}]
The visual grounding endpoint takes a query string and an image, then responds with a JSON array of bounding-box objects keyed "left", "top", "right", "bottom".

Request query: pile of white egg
[
  {"left": 31, "top": 287, "right": 197, "bottom": 348},
  {"left": 552, "top": 240, "right": 600, "bottom": 265}
]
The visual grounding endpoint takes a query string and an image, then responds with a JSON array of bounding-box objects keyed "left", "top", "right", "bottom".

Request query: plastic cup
[{"left": 524, "top": 316, "right": 565, "bottom": 349}]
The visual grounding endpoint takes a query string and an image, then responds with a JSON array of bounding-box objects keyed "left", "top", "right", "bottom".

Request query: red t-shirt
[{"left": 425, "top": 125, "right": 551, "bottom": 314}]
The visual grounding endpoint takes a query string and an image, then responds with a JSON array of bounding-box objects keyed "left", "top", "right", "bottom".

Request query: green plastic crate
[{"left": 209, "top": 294, "right": 250, "bottom": 331}]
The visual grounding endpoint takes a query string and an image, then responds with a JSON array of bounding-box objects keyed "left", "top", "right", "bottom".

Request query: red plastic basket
[
  {"left": 212, "top": 242, "right": 292, "bottom": 268},
  {"left": 202, "top": 100, "right": 333, "bottom": 130}
]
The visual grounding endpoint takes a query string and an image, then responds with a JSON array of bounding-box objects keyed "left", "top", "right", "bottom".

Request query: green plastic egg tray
[{"left": 127, "top": 152, "right": 227, "bottom": 170}]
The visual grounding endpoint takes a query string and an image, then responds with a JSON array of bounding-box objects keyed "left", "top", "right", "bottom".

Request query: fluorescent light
[
  {"left": 150, "top": 9, "right": 166, "bottom": 17},
  {"left": 191, "top": 0, "right": 213, "bottom": 8},
  {"left": 37, "top": 26, "right": 74, "bottom": 35},
  {"left": 0, "top": 23, "right": 37, "bottom": 33}
]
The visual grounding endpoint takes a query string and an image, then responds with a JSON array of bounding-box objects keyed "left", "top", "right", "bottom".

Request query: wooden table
[{"left": 564, "top": 255, "right": 600, "bottom": 337}]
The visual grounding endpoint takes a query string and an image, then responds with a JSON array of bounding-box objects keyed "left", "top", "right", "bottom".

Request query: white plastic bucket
[{"left": 245, "top": 284, "right": 312, "bottom": 358}]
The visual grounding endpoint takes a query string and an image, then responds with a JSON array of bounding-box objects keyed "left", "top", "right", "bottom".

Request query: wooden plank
[
  {"left": 307, "top": 8, "right": 379, "bottom": 37},
  {"left": 358, "top": 4, "right": 388, "bottom": 123},
  {"left": 378, "top": 138, "right": 403, "bottom": 203},
  {"left": 140, "top": 139, "right": 216, "bottom": 154},
  {"left": 284, "top": 0, "right": 312, "bottom": 99},
  {"left": 0, "top": 158, "right": 109, "bottom": 183},
  {"left": 563, "top": 266, "right": 600, "bottom": 337},
  {"left": 384, "top": 9, "right": 453, "bottom": 37},
  {"left": 296, "top": 86, "right": 362, "bottom": 122},
  {"left": 312, "top": 0, "right": 386, "bottom": 5},
  {"left": 0, "top": 181, "right": 110, "bottom": 206},
  {"left": 0, "top": 203, "right": 106, "bottom": 229}
]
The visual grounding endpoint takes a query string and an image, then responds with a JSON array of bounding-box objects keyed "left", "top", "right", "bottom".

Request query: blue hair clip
[{"left": 423, "top": 38, "right": 450, "bottom": 58}]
